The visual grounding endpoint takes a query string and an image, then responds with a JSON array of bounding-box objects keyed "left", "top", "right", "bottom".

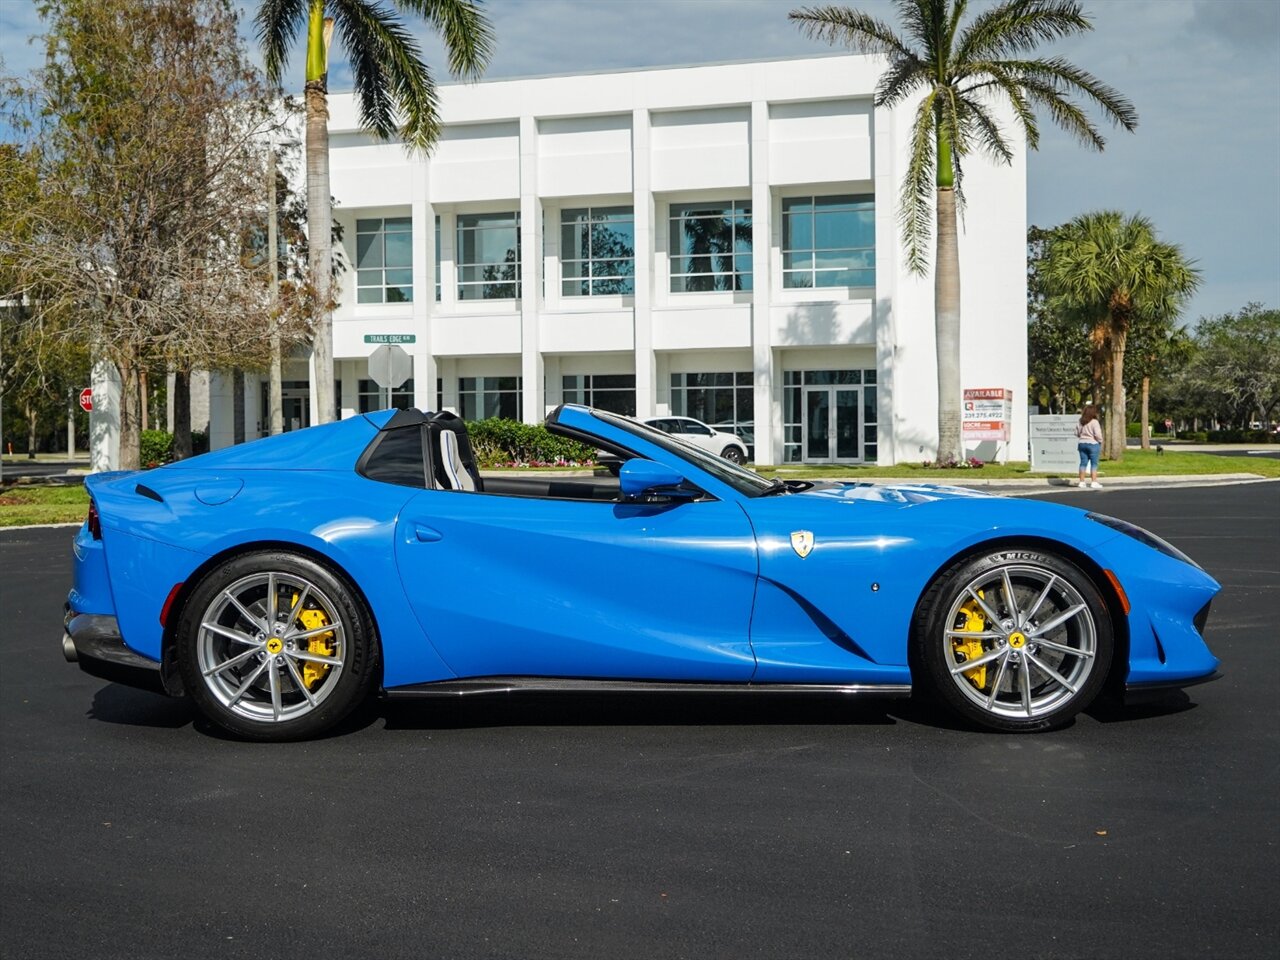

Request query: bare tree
[{"left": 2, "top": 0, "right": 311, "bottom": 469}]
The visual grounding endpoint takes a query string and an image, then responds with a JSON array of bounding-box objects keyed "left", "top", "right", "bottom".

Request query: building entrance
[
  {"left": 802, "top": 385, "right": 862, "bottom": 462},
  {"left": 259, "top": 380, "right": 311, "bottom": 436}
]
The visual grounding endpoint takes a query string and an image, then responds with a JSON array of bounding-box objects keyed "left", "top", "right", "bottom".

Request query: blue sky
[{"left": 2, "top": 0, "right": 1277, "bottom": 323}]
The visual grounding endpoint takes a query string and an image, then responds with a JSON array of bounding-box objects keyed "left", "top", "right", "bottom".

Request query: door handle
[{"left": 413, "top": 523, "right": 443, "bottom": 543}]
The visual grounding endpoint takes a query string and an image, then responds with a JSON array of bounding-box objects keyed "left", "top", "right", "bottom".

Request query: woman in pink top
[{"left": 1075, "top": 404, "right": 1104, "bottom": 488}]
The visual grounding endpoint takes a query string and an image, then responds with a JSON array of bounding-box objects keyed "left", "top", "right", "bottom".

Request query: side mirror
[{"left": 618, "top": 459, "right": 698, "bottom": 502}]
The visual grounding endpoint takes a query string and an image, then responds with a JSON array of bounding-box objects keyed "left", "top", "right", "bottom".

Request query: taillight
[{"left": 86, "top": 499, "right": 102, "bottom": 540}]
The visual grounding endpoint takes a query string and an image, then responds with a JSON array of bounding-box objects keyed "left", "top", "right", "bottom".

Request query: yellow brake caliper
[
  {"left": 952, "top": 592, "right": 988, "bottom": 690},
  {"left": 292, "top": 593, "right": 335, "bottom": 690}
]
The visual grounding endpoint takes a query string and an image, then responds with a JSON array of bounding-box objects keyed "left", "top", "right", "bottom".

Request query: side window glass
[
  {"left": 687, "top": 421, "right": 713, "bottom": 436},
  {"left": 359, "top": 426, "right": 427, "bottom": 488}
]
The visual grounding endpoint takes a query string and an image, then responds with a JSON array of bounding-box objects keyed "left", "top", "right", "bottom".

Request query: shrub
[
  {"left": 1206, "top": 428, "right": 1276, "bottom": 444},
  {"left": 465, "top": 418, "right": 597, "bottom": 467},
  {"left": 140, "top": 430, "right": 174, "bottom": 467},
  {"left": 1178, "top": 430, "right": 1209, "bottom": 443},
  {"left": 1126, "top": 422, "right": 1145, "bottom": 438}
]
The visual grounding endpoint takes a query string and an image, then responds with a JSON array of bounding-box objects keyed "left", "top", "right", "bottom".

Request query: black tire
[
  {"left": 721, "top": 445, "right": 744, "bottom": 464},
  {"left": 176, "top": 550, "right": 378, "bottom": 741},
  {"left": 913, "top": 547, "right": 1113, "bottom": 732}
]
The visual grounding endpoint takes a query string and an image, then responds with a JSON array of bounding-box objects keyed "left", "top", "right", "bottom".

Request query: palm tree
[
  {"left": 790, "top": 0, "right": 1136, "bottom": 462},
  {"left": 256, "top": 0, "right": 493, "bottom": 423},
  {"left": 1043, "top": 211, "right": 1199, "bottom": 459}
]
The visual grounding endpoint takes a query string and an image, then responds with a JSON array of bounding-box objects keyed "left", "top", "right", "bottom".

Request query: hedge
[{"left": 465, "top": 418, "right": 597, "bottom": 466}]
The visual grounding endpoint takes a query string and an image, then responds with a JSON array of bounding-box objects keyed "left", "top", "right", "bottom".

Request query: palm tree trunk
[
  {"left": 268, "top": 147, "right": 283, "bottom": 436},
  {"left": 1108, "top": 327, "right": 1128, "bottom": 462},
  {"left": 117, "top": 356, "right": 141, "bottom": 471},
  {"left": 305, "top": 4, "right": 334, "bottom": 424},
  {"left": 1140, "top": 375, "right": 1150, "bottom": 450},
  {"left": 935, "top": 186, "right": 962, "bottom": 462},
  {"left": 172, "top": 368, "right": 192, "bottom": 460}
]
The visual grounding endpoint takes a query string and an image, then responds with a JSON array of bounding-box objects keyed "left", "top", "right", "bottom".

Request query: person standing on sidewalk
[{"left": 1076, "top": 404, "right": 1104, "bottom": 489}]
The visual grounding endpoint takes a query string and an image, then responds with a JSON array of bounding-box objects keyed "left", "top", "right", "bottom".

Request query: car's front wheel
[
  {"left": 721, "top": 445, "right": 744, "bottom": 464},
  {"left": 176, "top": 551, "right": 377, "bottom": 741},
  {"left": 914, "top": 548, "right": 1113, "bottom": 732}
]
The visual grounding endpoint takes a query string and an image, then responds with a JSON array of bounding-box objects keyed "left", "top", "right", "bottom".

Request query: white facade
[{"left": 238, "top": 54, "right": 1028, "bottom": 464}]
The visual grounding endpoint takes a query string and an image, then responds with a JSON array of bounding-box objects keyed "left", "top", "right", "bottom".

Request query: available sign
[
  {"left": 962, "top": 388, "right": 1012, "bottom": 441},
  {"left": 1029, "top": 415, "right": 1081, "bottom": 472},
  {"left": 363, "top": 333, "right": 416, "bottom": 344}
]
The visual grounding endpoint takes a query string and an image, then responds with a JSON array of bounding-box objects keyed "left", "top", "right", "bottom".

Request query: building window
[
  {"left": 358, "top": 378, "right": 415, "bottom": 413},
  {"left": 783, "top": 369, "right": 878, "bottom": 463},
  {"left": 561, "top": 207, "right": 634, "bottom": 296},
  {"left": 563, "top": 374, "right": 636, "bottom": 415},
  {"left": 356, "top": 217, "right": 413, "bottom": 303},
  {"left": 457, "top": 212, "right": 520, "bottom": 300},
  {"left": 669, "top": 201, "right": 752, "bottom": 292},
  {"left": 670, "top": 372, "right": 754, "bottom": 457},
  {"left": 459, "top": 376, "right": 522, "bottom": 420},
  {"left": 781, "top": 195, "right": 874, "bottom": 290}
]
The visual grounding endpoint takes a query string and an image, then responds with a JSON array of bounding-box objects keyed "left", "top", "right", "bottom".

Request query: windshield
[{"left": 591, "top": 409, "right": 777, "bottom": 497}]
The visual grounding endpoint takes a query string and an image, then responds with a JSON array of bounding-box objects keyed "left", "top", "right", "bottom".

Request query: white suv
[{"left": 644, "top": 416, "right": 749, "bottom": 463}]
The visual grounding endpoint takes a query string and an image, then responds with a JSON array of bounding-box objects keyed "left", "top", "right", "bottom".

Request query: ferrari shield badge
[{"left": 790, "top": 530, "right": 815, "bottom": 559}]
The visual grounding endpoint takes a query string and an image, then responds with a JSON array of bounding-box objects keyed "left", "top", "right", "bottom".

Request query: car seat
[{"left": 426, "top": 411, "right": 484, "bottom": 492}]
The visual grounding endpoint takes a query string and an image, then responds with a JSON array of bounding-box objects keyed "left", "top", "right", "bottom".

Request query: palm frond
[
  {"left": 957, "top": 93, "right": 1014, "bottom": 164},
  {"left": 900, "top": 91, "right": 937, "bottom": 275},
  {"left": 955, "top": 0, "right": 1091, "bottom": 63},
  {"left": 893, "top": 0, "right": 933, "bottom": 57},
  {"left": 789, "top": 5, "right": 917, "bottom": 60},
  {"left": 392, "top": 0, "right": 494, "bottom": 79},
  {"left": 1011, "top": 55, "right": 1137, "bottom": 132},
  {"left": 874, "top": 54, "right": 929, "bottom": 110},
  {"left": 255, "top": 0, "right": 309, "bottom": 86},
  {"left": 332, "top": 0, "right": 440, "bottom": 149}
]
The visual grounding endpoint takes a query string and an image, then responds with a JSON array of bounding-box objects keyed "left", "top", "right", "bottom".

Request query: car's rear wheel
[
  {"left": 721, "top": 445, "right": 744, "bottom": 464},
  {"left": 914, "top": 548, "right": 1112, "bottom": 732},
  {"left": 176, "top": 551, "right": 377, "bottom": 741}
]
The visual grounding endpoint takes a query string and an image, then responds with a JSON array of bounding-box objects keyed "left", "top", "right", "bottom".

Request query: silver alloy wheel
[
  {"left": 942, "top": 563, "right": 1098, "bottom": 721},
  {"left": 195, "top": 571, "right": 346, "bottom": 723}
]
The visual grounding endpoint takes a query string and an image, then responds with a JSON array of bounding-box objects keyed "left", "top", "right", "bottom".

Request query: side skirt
[{"left": 384, "top": 677, "right": 912, "bottom": 700}]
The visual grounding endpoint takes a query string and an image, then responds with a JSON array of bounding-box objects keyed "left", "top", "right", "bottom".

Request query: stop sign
[{"left": 78, "top": 388, "right": 93, "bottom": 412}]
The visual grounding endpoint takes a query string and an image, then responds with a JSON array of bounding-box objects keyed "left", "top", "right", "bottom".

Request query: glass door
[
  {"left": 804, "top": 387, "right": 831, "bottom": 461},
  {"left": 802, "top": 386, "right": 862, "bottom": 463}
]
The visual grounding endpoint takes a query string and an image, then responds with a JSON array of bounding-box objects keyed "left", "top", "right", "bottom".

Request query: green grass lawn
[
  {"left": 0, "top": 484, "right": 90, "bottom": 527},
  {"left": 756, "top": 449, "right": 1280, "bottom": 481}
]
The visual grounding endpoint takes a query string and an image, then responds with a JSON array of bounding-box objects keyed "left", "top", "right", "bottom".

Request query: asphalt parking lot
[{"left": 2, "top": 482, "right": 1277, "bottom": 960}]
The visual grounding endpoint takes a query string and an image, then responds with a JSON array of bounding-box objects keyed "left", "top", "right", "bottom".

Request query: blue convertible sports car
[{"left": 63, "top": 404, "right": 1220, "bottom": 740}]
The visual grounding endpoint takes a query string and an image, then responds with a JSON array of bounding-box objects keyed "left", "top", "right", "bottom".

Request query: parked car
[
  {"left": 643, "top": 416, "right": 749, "bottom": 463},
  {"left": 63, "top": 404, "right": 1220, "bottom": 740}
]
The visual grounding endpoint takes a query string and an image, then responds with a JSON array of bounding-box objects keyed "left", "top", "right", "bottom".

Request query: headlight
[{"left": 1086, "top": 513, "right": 1200, "bottom": 568}]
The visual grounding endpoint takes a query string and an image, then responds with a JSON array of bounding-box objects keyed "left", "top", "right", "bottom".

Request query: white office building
[{"left": 208, "top": 53, "right": 1027, "bottom": 465}]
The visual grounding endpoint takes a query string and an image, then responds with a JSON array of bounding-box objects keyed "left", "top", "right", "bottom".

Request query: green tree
[
  {"left": 790, "top": 0, "right": 1136, "bottom": 461},
  {"left": 1043, "top": 211, "right": 1199, "bottom": 459},
  {"left": 255, "top": 0, "right": 494, "bottom": 424},
  {"left": 1026, "top": 224, "right": 1090, "bottom": 413},
  {"left": 1123, "top": 311, "right": 1192, "bottom": 449},
  {"left": 5, "top": 0, "right": 295, "bottom": 469},
  {"left": 1180, "top": 304, "right": 1280, "bottom": 429}
]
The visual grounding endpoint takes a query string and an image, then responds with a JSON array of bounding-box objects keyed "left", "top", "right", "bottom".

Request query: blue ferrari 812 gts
[{"left": 63, "top": 404, "right": 1220, "bottom": 739}]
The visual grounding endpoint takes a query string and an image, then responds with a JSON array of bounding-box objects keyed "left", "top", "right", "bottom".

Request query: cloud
[{"left": 1189, "top": 0, "right": 1280, "bottom": 51}]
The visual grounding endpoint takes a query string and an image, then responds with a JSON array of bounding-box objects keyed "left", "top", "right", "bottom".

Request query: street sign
[
  {"left": 367, "top": 344, "right": 412, "bottom": 390},
  {"left": 78, "top": 387, "right": 93, "bottom": 412},
  {"left": 962, "top": 388, "right": 1012, "bottom": 441},
  {"left": 364, "top": 334, "right": 416, "bottom": 344}
]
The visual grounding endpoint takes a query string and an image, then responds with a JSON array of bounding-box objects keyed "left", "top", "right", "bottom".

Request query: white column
[
  {"left": 412, "top": 155, "right": 437, "bottom": 413},
  {"left": 632, "top": 108, "right": 655, "bottom": 417},
  {"left": 89, "top": 359, "right": 121, "bottom": 472},
  {"left": 749, "top": 100, "right": 777, "bottom": 464},
  {"left": 873, "top": 100, "right": 898, "bottom": 465},
  {"left": 519, "top": 115, "right": 544, "bottom": 423}
]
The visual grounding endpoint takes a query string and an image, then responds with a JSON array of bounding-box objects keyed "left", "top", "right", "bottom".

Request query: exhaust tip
[{"left": 62, "top": 633, "right": 78, "bottom": 662}]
